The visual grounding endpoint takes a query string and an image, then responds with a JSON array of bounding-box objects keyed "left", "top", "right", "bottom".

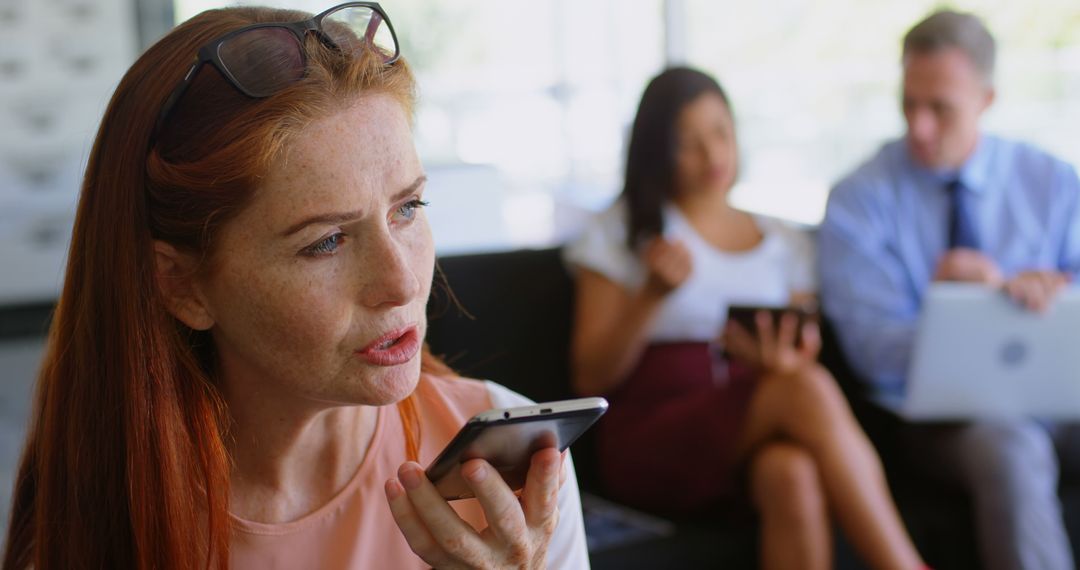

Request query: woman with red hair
[{"left": 3, "top": 4, "right": 586, "bottom": 569}]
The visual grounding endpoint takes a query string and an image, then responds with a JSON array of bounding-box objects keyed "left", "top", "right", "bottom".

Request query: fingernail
[
  {"left": 464, "top": 462, "right": 488, "bottom": 483},
  {"left": 399, "top": 463, "right": 423, "bottom": 490},
  {"left": 385, "top": 478, "right": 404, "bottom": 500}
]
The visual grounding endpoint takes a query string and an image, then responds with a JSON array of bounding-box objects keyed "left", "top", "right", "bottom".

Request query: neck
[
  {"left": 225, "top": 385, "right": 379, "bottom": 524},
  {"left": 954, "top": 134, "right": 981, "bottom": 170},
  {"left": 672, "top": 187, "right": 737, "bottom": 222}
]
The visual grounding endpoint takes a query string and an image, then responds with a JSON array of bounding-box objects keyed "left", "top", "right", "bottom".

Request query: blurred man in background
[{"left": 819, "top": 10, "right": 1080, "bottom": 570}]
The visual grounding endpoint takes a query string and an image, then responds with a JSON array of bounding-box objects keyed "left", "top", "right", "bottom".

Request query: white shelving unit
[{"left": 0, "top": 0, "right": 138, "bottom": 304}]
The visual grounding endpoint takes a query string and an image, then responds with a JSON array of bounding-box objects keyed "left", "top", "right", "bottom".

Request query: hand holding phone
[
  {"left": 722, "top": 304, "right": 821, "bottom": 374},
  {"left": 385, "top": 397, "right": 607, "bottom": 567},
  {"left": 425, "top": 397, "right": 608, "bottom": 500},
  {"left": 386, "top": 447, "right": 565, "bottom": 569},
  {"left": 725, "top": 304, "right": 819, "bottom": 344}
]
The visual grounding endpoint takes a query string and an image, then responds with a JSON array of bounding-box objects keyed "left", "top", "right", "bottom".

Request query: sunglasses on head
[{"left": 153, "top": 2, "right": 399, "bottom": 143}]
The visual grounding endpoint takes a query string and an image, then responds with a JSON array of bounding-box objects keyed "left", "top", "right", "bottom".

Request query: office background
[{"left": 1, "top": 0, "right": 1079, "bottom": 535}]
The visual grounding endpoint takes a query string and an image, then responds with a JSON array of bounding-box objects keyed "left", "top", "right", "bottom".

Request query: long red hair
[{"left": 3, "top": 7, "right": 443, "bottom": 569}]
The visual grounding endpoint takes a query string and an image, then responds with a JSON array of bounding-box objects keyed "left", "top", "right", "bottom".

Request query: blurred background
[
  {"left": 3, "top": 0, "right": 1080, "bottom": 303},
  {"left": 0, "top": 0, "right": 1079, "bottom": 534}
]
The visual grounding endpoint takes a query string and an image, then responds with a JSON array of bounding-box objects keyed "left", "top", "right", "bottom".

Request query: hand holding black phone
[
  {"left": 425, "top": 397, "right": 608, "bottom": 500},
  {"left": 725, "top": 303, "right": 819, "bottom": 345}
]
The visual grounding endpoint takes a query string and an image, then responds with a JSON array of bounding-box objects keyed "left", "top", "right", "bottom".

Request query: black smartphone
[
  {"left": 425, "top": 397, "right": 609, "bottom": 500},
  {"left": 725, "top": 304, "right": 819, "bottom": 344}
]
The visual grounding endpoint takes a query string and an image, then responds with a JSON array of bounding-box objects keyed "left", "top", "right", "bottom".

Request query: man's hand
[
  {"left": 933, "top": 249, "right": 1004, "bottom": 285},
  {"left": 1004, "top": 271, "right": 1070, "bottom": 313},
  {"left": 640, "top": 238, "right": 692, "bottom": 299}
]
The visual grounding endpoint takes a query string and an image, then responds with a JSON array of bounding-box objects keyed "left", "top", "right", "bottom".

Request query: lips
[{"left": 356, "top": 326, "right": 420, "bottom": 366}]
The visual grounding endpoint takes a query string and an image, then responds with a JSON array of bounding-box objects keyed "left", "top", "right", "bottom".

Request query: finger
[
  {"left": 1031, "top": 276, "right": 1055, "bottom": 313},
  {"left": 756, "top": 311, "right": 776, "bottom": 364},
  {"left": 521, "top": 447, "right": 562, "bottom": 530},
  {"left": 396, "top": 462, "right": 484, "bottom": 562},
  {"left": 723, "top": 321, "right": 759, "bottom": 362},
  {"left": 1033, "top": 272, "right": 1067, "bottom": 312},
  {"left": 800, "top": 320, "right": 822, "bottom": 358},
  {"left": 461, "top": 459, "right": 528, "bottom": 547},
  {"left": 1017, "top": 278, "right": 1042, "bottom": 312},
  {"left": 642, "top": 239, "right": 665, "bottom": 266},
  {"left": 777, "top": 312, "right": 798, "bottom": 351},
  {"left": 656, "top": 249, "right": 691, "bottom": 282},
  {"left": 674, "top": 243, "right": 692, "bottom": 265},
  {"left": 385, "top": 478, "right": 448, "bottom": 567},
  {"left": 1004, "top": 278, "right": 1026, "bottom": 306}
]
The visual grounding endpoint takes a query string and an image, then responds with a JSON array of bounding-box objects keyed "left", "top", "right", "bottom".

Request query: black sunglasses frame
[{"left": 153, "top": 2, "right": 399, "bottom": 144}]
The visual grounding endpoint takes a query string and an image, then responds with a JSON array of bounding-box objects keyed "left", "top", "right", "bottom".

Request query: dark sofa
[{"left": 425, "top": 246, "right": 1080, "bottom": 569}]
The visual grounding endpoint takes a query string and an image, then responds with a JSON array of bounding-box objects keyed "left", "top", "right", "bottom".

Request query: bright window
[
  {"left": 683, "top": 0, "right": 1080, "bottom": 224},
  {"left": 173, "top": 0, "right": 665, "bottom": 252},
  {"left": 172, "top": 0, "right": 1080, "bottom": 239}
]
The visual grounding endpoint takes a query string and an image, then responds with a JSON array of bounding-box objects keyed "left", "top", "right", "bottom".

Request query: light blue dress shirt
[{"left": 818, "top": 134, "right": 1080, "bottom": 409}]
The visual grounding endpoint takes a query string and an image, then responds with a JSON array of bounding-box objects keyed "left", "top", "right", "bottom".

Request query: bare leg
[
  {"left": 737, "top": 364, "right": 922, "bottom": 570},
  {"left": 750, "top": 442, "right": 831, "bottom": 570}
]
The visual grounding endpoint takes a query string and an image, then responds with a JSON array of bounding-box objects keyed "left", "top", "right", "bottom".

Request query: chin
[
  {"left": 361, "top": 360, "right": 423, "bottom": 406},
  {"left": 908, "top": 144, "right": 940, "bottom": 168}
]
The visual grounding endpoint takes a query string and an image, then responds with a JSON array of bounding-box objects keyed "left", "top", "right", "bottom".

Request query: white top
[{"left": 564, "top": 200, "right": 816, "bottom": 342}]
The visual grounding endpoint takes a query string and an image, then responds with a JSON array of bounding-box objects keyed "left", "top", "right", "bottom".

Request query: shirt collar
[
  {"left": 955, "top": 135, "right": 992, "bottom": 194},
  {"left": 903, "top": 134, "right": 992, "bottom": 194}
]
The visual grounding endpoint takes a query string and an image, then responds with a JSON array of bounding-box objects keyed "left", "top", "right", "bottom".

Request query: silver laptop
[{"left": 903, "top": 283, "right": 1080, "bottom": 419}]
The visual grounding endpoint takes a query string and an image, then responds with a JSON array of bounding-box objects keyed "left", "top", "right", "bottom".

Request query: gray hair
[{"left": 903, "top": 10, "right": 996, "bottom": 84}]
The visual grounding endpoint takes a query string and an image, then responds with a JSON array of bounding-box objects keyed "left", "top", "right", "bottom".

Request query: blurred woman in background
[{"left": 566, "top": 66, "right": 924, "bottom": 570}]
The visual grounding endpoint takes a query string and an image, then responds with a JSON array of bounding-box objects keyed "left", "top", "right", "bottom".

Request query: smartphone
[
  {"left": 425, "top": 396, "right": 609, "bottom": 500},
  {"left": 725, "top": 304, "right": 819, "bottom": 344}
]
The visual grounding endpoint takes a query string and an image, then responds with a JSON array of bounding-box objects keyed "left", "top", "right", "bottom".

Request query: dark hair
[
  {"left": 2, "top": 6, "right": 436, "bottom": 570},
  {"left": 621, "top": 66, "right": 731, "bottom": 250},
  {"left": 903, "top": 10, "right": 996, "bottom": 84}
]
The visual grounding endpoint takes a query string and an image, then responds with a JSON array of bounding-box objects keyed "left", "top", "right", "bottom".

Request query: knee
[
  {"left": 761, "top": 365, "right": 856, "bottom": 435},
  {"left": 763, "top": 365, "right": 847, "bottom": 411},
  {"left": 750, "top": 443, "right": 825, "bottom": 516}
]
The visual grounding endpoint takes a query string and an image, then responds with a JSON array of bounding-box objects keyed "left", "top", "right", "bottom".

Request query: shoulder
[
  {"left": 991, "top": 135, "right": 1078, "bottom": 180},
  {"left": 414, "top": 373, "right": 492, "bottom": 416},
  {"left": 755, "top": 214, "right": 814, "bottom": 250},
  {"left": 831, "top": 139, "right": 906, "bottom": 201},
  {"left": 416, "top": 374, "right": 537, "bottom": 412},
  {"left": 824, "top": 140, "right": 909, "bottom": 227},
  {"left": 583, "top": 199, "right": 632, "bottom": 244},
  {"left": 484, "top": 381, "right": 536, "bottom": 408},
  {"left": 563, "top": 198, "right": 644, "bottom": 288}
]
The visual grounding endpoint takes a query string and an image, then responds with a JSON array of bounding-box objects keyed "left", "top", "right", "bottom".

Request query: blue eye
[
  {"left": 394, "top": 199, "right": 429, "bottom": 222},
  {"left": 305, "top": 233, "right": 345, "bottom": 256}
]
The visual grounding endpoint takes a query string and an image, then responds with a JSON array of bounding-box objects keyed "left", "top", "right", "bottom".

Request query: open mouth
[{"left": 356, "top": 326, "right": 420, "bottom": 366}]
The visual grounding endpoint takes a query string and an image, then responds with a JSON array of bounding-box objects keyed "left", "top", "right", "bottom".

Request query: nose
[
  {"left": 704, "top": 139, "right": 725, "bottom": 168},
  {"left": 358, "top": 228, "right": 421, "bottom": 309},
  {"left": 906, "top": 107, "right": 937, "bottom": 145}
]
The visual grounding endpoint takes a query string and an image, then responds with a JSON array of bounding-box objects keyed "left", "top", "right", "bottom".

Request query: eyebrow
[{"left": 279, "top": 175, "right": 428, "bottom": 237}]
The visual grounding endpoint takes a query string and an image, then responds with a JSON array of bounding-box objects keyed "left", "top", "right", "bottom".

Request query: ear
[
  {"left": 153, "top": 241, "right": 215, "bottom": 331},
  {"left": 981, "top": 85, "right": 996, "bottom": 113}
]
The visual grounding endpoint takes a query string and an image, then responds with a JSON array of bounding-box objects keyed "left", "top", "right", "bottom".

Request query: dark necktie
[{"left": 946, "top": 178, "right": 979, "bottom": 250}]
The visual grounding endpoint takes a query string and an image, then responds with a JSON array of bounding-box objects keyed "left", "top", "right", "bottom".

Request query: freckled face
[
  {"left": 674, "top": 92, "right": 738, "bottom": 198},
  {"left": 199, "top": 93, "right": 433, "bottom": 409}
]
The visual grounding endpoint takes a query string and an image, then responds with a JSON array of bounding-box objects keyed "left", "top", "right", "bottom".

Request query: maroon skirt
[{"left": 597, "top": 342, "right": 758, "bottom": 516}]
